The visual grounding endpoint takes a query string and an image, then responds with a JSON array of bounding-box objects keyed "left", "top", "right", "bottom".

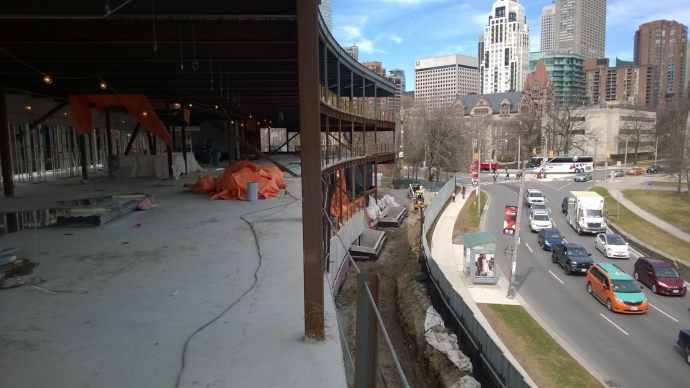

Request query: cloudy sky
[{"left": 331, "top": 0, "right": 690, "bottom": 92}]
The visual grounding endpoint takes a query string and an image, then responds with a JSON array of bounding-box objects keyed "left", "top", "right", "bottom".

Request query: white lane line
[
  {"left": 561, "top": 182, "right": 574, "bottom": 190},
  {"left": 549, "top": 270, "right": 564, "bottom": 284},
  {"left": 525, "top": 243, "right": 533, "bottom": 252},
  {"left": 600, "top": 314, "right": 629, "bottom": 336},
  {"left": 649, "top": 303, "right": 679, "bottom": 322}
]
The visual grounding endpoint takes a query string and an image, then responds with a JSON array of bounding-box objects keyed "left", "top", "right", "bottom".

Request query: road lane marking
[
  {"left": 549, "top": 270, "right": 564, "bottom": 284},
  {"left": 649, "top": 303, "right": 679, "bottom": 322},
  {"left": 525, "top": 244, "right": 533, "bottom": 252},
  {"left": 600, "top": 314, "right": 629, "bottom": 336},
  {"left": 560, "top": 182, "right": 574, "bottom": 190}
]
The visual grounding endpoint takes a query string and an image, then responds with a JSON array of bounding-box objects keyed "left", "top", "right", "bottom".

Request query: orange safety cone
[{"left": 537, "top": 171, "right": 542, "bottom": 179}]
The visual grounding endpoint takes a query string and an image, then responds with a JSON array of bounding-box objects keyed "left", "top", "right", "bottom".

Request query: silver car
[{"left": 574, "top": 173, "right": 592, "bottom": 182}]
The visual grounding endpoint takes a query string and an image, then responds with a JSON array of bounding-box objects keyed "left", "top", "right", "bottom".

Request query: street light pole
[
  {"left": 508, "top": 159, "right": 527, "bottom": 299},
  {"left": 477, "top": 142, "right": 481, "bottom": 217}
]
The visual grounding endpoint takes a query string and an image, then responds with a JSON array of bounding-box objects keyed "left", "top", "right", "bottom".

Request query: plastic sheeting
[
  {"left": 189, "top": 161, "right": 287, "bottom": 200},
  {"left": 424, "top": 305, "right": 474, "bottom": 374},
  {"left": 114, "top": 153, "right": 204, "bottom": 179}
]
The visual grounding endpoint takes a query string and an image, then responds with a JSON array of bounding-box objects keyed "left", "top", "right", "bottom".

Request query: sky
[{"left": 331, "top": 0, "right": 690, "bottom": 92}]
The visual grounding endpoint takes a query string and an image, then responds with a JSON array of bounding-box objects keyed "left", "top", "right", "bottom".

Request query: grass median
[
  {"left": 591, "top": 187, "right": 690, "bottom": 261},
  {"left": 623, "top": 189, "right": 690, "bottom": 234},
  {"left": 452, "top": 190, "right": 486, "bottom": 240},
  {"left": 479, "top": 304, "right": 601, "bottom": 388}
]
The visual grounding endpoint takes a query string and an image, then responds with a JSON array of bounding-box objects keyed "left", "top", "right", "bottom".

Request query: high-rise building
[
  {"left": 362, "top": 61, "right": 386, "bottom": 77},
  {"left": 554, "top": 0, "right": 606, "bottom": 59},
  {"left": 634, "top": 20, "right": 688, "bottom": 105},
  {"left": 584, "top": 58, "right": 655, "bottom": 107},
  {"left": 414, "top": 55, "right": 480, "bottom": 110},
  {"left": 540, "top": 5, "right": 555, "bottom": 51},
  {"left": 343, "top": 44, "right": 358, "bottom": 61},
  {"left": 478, "top": 35, "right": 485, "bottom": 93},
  {"left": 529, "top": 51, "right": 586, "bottom": 106},
  {"left": 387, "top": 70, "right": 406, "bottom": 115},
  {"left": 480, "top": 0, "right": 531, "bottom": 94},
  {"left": 319, "top": 0, "right": 333, "bottom": 33}
]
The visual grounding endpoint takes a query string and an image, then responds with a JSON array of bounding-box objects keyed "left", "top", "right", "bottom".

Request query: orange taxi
[
  {"left": 586, "top": 263, "right": 648, "bottom": 314},
  {"left": 626, "top": 167, "right": 644, "bottom": 175}
]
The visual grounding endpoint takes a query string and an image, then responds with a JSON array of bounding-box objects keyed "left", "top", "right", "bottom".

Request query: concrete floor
[{"left": 0, "top": 156, "right": 346, "bottom": 388}]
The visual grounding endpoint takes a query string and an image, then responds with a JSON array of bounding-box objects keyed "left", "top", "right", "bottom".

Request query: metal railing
[
  {"left": 320, "top": 143, "right": 394, "bottom": 168},
  {"left": 320, "top": 85, "right": 394, "bottom": 122}
]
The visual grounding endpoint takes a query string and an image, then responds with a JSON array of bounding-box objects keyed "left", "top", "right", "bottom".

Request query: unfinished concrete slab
[
  {"left": 349, "top": 229, "right": 387, "bottom": 260},
  {"left": 377, "top": 206, "right": 407, "bottom": 228},
  {"left": 0, "top": 156, "right": 346, "bottom": 388}
]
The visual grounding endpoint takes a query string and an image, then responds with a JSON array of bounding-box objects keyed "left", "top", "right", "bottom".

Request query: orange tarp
[
  {"left": 189, "top": 161, "right": 287, "bottom": 200},
  {"left": 68, "top": 94, "right": 172, "bottom": 147}
]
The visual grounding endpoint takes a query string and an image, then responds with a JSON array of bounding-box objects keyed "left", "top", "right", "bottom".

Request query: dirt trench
[{"left": 336, "top": 189, "right": 473, "bottom": 388}]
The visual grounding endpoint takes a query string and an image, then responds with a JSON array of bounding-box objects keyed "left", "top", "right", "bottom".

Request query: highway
[{"left": 458, "top": 170, "right": 690, "bottom": 388}]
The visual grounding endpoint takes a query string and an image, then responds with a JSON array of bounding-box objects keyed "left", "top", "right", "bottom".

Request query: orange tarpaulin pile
[
  {"left": 189, "top": 161, "right": 287, "bottom": 200},
  {"left": 329, "top": 170, "right": 364, "bottom": 222}
]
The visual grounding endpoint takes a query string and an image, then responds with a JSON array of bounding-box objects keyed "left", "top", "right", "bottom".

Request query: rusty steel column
[
  {"left": 0, "top": 78, "right": 14, "bottom": 197},
  {"left": 182, "top": 119, "right": 188, "bottom": 174},
  {"left": 297, "top": 0, "right": 325, "bottom": 341},
  {"left": 324, "top": 115, "right": 329, "bottom": 165},
  {"left": 354, "top": 273, "right": 380, "bottom": 388}
]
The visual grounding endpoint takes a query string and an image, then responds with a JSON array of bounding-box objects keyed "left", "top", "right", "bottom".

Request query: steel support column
[
  {"left": 124, "top": 123, "right": 141, "bottom": 155},
  {"left": 0, "top": 78, "right": 14, "bottom": 197},
  {"left": 79, "top": 133, "right": 88, "bottom": 181},
  {"left": 105, "top": 109, "right": 113, "bottom": 156},
  {"left": 325, "top": 115, "right": 330, "bottom": 165},
  {"left": 182, "top": 120, "right": 188, "bottom": 174},
  {"left": 354, "top": 273, "right": 380, "bottom": 388},
  {"left": 165, "top": 102, "right": 173, "bottom": 178},
  {"left": 297, "top": 0, "right": 325, "bottom": 341}
]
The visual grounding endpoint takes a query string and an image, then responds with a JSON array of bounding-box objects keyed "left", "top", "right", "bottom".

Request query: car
[
  {"left": 561, "top": 197, "right": 574, "bottom": 214},
  {"left": 529, "top": 212, "right": 552, "bottom": 232},
  {"left": 524, "top": 188, "right": 545, "bottom": 208},
  {"left": 626, "top": 167, "right": 644, "bottom": 175},
  {"left": 633, "top": 257, "right": 687, "bottom": 296},
  {"left": 551, "top": 243, "right": 593, "bottom": 275},
  {"left": 613, "top": 169, "right": 624, "bottom": 177},
  {"left": 574, "top": 172, "right": 592, "bottom": 182},
  {"left": 677, "top": 329, "right": 690, "bottom": 365},
  {"left": 587, "top": 263, "right": 648, "bottom": 313},
  {"left": 595, "top": 233, "right": 630, "bottom": 259},
  {"left": 531, "top": 203, "right": 549, "bottom": 213},
  {"left": 537, "top": 228, "right": 565, "bottom": 251},
  {"left": 646, "top": 165, "right": 663, "bottom": 173}
]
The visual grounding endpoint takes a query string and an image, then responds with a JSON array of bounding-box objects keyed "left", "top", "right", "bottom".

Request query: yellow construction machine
[{"left": 411, "top": 190, "right": 427, "bottom": 219}]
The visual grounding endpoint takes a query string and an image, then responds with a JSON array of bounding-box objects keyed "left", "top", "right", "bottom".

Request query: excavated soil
[{"left": 337, "top": 189, "right": 474, "bottom": 388}]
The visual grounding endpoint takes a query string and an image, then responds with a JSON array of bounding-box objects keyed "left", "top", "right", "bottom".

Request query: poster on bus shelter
[
  {"left": 474, "top": 253, "right": 495, "bottom": 280},
  {"left": 503, "top": 205, "right": 518, "bottom": 235}
]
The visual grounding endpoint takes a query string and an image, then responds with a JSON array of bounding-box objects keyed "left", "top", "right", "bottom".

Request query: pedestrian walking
[
  {"left": 493, "top": 173, "right": 497, "bottom": 183},
  {"left": 461, "top": 186, "right": 466, "bottom": 199},
  {"left": 505, "top": 171, "right": 510, "bottom": 181},
  {"left": 452, "top": 192, "right": 456, "bottom": 202}
]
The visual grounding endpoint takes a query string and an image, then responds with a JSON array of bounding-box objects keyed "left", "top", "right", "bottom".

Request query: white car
[
  {"left": 595, "top": 233, "right": 630, "bottom": 259},
  {"left": 530, "top": 213, "right": 552, "bottom": 232}
]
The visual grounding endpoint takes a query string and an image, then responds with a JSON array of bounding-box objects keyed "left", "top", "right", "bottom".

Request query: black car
[
  {"left": 574, "top": 173, "right": 592, "bottom": 182},
  {"left": 646, "top": 165, "right": 663, "bottom": 173},
  {"left": 551, "top": 243, "right": 594, "bottom": 275}
]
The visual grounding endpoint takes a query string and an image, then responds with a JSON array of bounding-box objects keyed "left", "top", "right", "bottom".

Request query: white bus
[{"left": 530, "top": 155, "right": 594, "bottom": 174}]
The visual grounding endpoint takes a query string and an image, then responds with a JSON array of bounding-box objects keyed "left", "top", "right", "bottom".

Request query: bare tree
[
  {"left": 508, "top": 112, "right": 543, "bottom": 162},
  {"left": 542, "top": 101, "right": 592, "bottom": 155},
  {"left": 618, "top": 104, "right": 656, "bottom": 163},
  {"left": 656, "top": 97, "right": 690, "bottom": 194}
]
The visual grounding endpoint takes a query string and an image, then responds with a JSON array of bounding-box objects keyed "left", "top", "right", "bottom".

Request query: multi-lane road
[{"left": 458, "top": 170, "right": 689, "bottom": 388}]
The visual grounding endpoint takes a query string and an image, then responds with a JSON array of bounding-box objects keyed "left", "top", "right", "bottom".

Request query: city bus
[{"left": 530, "top": 155, "right": 594, "bottom": 173}]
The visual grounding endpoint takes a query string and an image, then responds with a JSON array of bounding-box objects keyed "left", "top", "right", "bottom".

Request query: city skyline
[{"left": 331, "top": 0, "right": 690, "bottom": 91}]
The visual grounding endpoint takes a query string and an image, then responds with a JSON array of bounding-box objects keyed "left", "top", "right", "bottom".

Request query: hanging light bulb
[
  {"left": 24, "top": 105, "right": 32, "bottom": 111},
  {"left": 142, "top": 111, "right": 148, "bottom": 117},
  {"left": 100, "top": 82, "right": 107, "bottom": 90},
  {"left": 188, "top": 103, "right": 193, "bottom": 107},
  {"left": 43, "top": 75, "right": 53, "bottom": 84},
  {"left": 214, "top": 105, "right": 219, "bottom": 110},
  {"left": 63, "top": 112, "right": 68, "bottom": 116}
]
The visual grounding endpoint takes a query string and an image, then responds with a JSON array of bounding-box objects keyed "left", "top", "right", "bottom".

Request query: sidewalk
[
  {"left": 429, "top": 187, "right": 534, "bottom": 386},
  {"left": 597, "top": 176, "right": 690, "bottom": 244}
]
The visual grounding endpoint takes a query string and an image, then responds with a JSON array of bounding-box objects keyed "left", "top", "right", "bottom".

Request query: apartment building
[
  {"left": 414, "top": 55, "right": 480, "bottom": 110},
  {"left": 480, "top": 0, "right": 531, "bottom": 94},
  {"left": 584, "top": 58, "right": 654, "bottom": 107},
  {"left": 540, "top": 5, "right": 556, "bottom": 51},
  {"left": 554, "top": 0, "right": 606, "bottom": 59},
  {"left": 362, "top": 61, "right": 386, "bottom": 77},
  {"left": 634, "top": 20, "right": 688, "bottom": 105}
]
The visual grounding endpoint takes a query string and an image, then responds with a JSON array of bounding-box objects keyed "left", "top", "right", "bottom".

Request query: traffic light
[
  {"left": 532, "top": 148, "right": 536, "bottom": 155},
  {"left": 539, "top": 160, "right": 544, "bottom": 166},
  {"left": 606, "top": 150, "right": 611, "bottom": 158},
  {"left": 549, "top": 150, "right": 554, "bottom": 158}
]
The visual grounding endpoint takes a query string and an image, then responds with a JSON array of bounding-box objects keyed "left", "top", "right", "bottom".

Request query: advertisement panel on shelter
[
  {"left": 474, "top": 253, "right": 495, "bottom": 280},
  {"left": 503, "top": 205, "right": 518, "bottom": 235}
]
